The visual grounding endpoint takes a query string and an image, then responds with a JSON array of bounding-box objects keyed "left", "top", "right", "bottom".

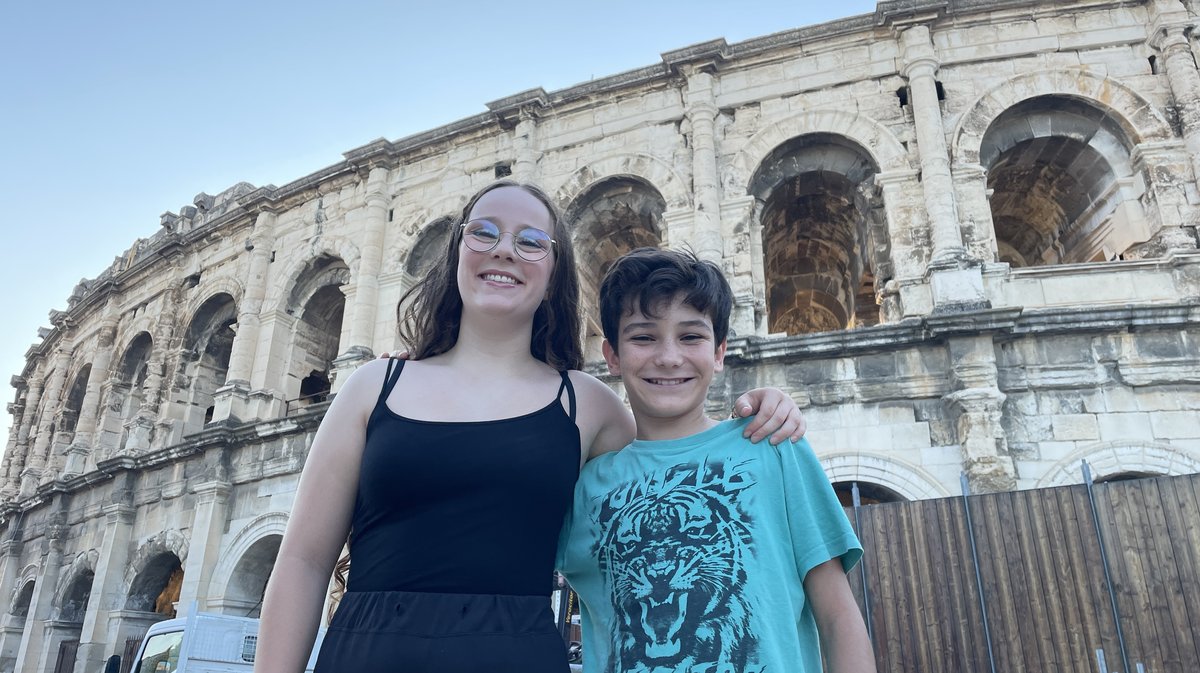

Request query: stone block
[
  {"left": 1039, "top": 392, "right": 1086, "bottom": 415},
  {"left": 879, "top": 403, "right": 916, "bottom": 425},
  {"left": 891, "top": 423, "right": 932, "bottom": 450},
  {"left": 1052, "top": 414, "right": 1100, "bottom": 440},
  {"left": 1103, "top": 386, "right": 1139, "bottom": 412},
  {"left": 1096, "top": 412, "right": 1153, "bottom": 441},
  {"left": 1003, "top": 412, "right": 1052, "bottom": 443},
  {"left": 1150, "top": 411, "right": 1200, "bottom": 439},
  {"left": 1135, "top": 389, "right": 1188, "bottom": 412}
]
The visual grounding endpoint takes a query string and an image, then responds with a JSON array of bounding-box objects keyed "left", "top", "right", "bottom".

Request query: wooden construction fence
[{"left": 846, "top": 472, "right": 1200, "bottom": 673}]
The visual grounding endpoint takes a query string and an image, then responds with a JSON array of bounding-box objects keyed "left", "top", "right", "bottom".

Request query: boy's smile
[{"left": 603, "top": 295, "right": 727, "bottom": 441}]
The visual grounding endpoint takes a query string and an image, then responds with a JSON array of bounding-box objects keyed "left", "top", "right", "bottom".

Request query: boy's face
[{"left": 602, "top": 294, "right": 727, "bottom": 439}]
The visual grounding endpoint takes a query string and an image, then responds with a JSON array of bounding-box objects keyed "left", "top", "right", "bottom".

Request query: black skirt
[{"left": 313, "top": 590, "right": 569, "bottom": 673}]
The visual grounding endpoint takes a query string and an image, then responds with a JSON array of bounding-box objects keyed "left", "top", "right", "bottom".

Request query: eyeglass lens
[{"left": 463, "top": 220, "right": 553, "bottom": 260}]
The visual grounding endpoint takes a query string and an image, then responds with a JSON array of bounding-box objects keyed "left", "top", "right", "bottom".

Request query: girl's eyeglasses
[{"left": 461, "top": 219, "right": 556, "bottom": 262}]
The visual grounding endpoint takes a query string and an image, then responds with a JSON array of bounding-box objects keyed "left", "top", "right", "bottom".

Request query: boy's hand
[{"left": 734, "top": 388, "right": 806, "bottom": 445}]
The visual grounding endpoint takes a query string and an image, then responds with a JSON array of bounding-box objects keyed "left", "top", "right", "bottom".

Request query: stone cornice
[{"left": 725, "top": 300, "right": 1200, "bottom": 365}]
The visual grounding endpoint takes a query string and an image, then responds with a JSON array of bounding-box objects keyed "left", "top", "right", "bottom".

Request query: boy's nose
[{"left": 654, "top": 343, "right": 684, "bottom": 367}]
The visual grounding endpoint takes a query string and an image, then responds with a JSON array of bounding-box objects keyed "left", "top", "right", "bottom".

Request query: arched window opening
[
  {"left": 833, "top": 481, "right": 907, "bottom": 507},
  {"left": 981, "top": 96, "right": 1138, "bottom": 267},
  {"left": 1095, "top": 470, "right": 1159, "bottom": 484},
  {"left": 286, "top": 257, "right": 349, "bottom": 407},
  {"left": 750, "top": 134, "right": 882, "bottom": 336},
  {"left": 56, "top": 365, "right": 92, "bottom": 445},
  {"left": 179, "top": 294, "right": 237, "bottom": 435},
  {"left": 57, "top": 570, "right": 94, "bottom": 623},
  {"left": 405, "top": 218, "right": 454, "bottom": 280},
  {"left": 564, "top": 177, "right": 666, "bottom": 359},
  {"left": 127, "top": 553, "right": 183, "bottom": 617},
  {"left": 224, "top": 535, "right": 281, "bottom": 618},
  {"left": 11, "top": 580, "right": 34, "bottom": 620},
  {"left": 115, "top": 333, "right": 154, "bottom": 420}
]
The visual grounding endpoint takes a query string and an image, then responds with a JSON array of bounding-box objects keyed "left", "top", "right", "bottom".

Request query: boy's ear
[
  {"left": 714, "top": 339, "right": 727, "bottom": 372},
  {"left": 602, "top": 339, "right": 621, "bottom": 376}
]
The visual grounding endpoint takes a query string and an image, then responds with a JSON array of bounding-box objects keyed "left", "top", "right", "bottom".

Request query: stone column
[
  {"left": 65, "top": 317, "right": 118, "bottom": 477},
  {"left": 900, "top": 25, "right": 965, "bottom": 267},
  {"left": 175, "top": 479, "right": 230, "bottom": 614},
  {"left": 75, "top": 494, "right": 135, "bottom": 673},
  {"left": 941, "top": 334, "right": 1015, "bottom": 493},
  {"left": 684, "top": 68, "right": 724, "bottom": 265},
  {"left": 23, "top": 342, "right": 72, "bottom": 497},
  {"left": 513, "top": 112, "right": 540, "bottom": 182},
  {"left": 1128, "top": 141, "right": 1199, "bottom": 256},
  {"left": 0, "top": 534, "right": 25, "bottom": 671},
  {"left": 5, "top": 375, "right": 43, "bottom": 498},
  {"left": 333, "top": 168, "right": 390, "bottom": 388},
  {"left": 213, "top": 211, "right": 278, "bottom": 424},
  {"left": 14, "top": 516, "right": 67, "bottom": 673},
  {"left": 1151, "top": 0, "right": 1200, "bottom": 187}
]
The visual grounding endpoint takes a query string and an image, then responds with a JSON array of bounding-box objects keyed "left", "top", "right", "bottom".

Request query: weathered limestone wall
[{"left": 2, "top": 1, "right": 1200, "bottom": 671}]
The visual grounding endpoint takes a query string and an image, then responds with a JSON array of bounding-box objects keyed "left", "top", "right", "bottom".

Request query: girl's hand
[{"left": 734, "top": 388, "right": 806, "bottom": 444}]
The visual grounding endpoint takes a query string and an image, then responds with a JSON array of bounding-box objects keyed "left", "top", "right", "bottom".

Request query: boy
[{"left": 558, "top": 248, "right": 875, "bottom": 673}]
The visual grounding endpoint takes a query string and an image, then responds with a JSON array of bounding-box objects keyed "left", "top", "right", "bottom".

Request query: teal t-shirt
[{"left": 558, "top": 419, "right": 862, "bottom": 673}]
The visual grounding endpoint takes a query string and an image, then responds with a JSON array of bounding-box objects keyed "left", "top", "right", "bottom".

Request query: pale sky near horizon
[{"left": 0, "top": 0, "right": 880, "bottom": 453}]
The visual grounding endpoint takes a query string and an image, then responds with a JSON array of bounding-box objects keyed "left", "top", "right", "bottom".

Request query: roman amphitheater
[{"left": 3, "top": 0, "right": 1200, "bottom": 670}]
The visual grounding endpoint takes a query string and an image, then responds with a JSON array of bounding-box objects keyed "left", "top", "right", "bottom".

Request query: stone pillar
[
  {"left": 213, "top": 211, "right": 278, "bottom": 424},
  {"left": 900, "top": 25, "right": 966, "bottom": 267},
  {"left": 332, "top": 168, "right": 390, "bottom": 387},
  {"left": 5, "top": 374, "right": 42, "bottom": 498},
  {"left": 175, "top": 479, "right": 230, "bottom": 615},
  {"left": 14, "top": 517, "right": 67, "bottom": 673},
  {"left": 23, "top": 342, "right": 72, "bottom": 497},
  {"left": 719, "top": 196, "right": 761, "bottom": 337},
  {"left": 684, "top": 68, "right": 724, "bottom": 265},
  {"left": 0, "top": 535, "right": 25, "bottom": 671},
  {"left": 66, "top": 317, "right": 118, "bottom": 477},
  {"left": 1128, "top": 141, "right": 1200, "bottom": 257},
  {"left": 941, "top": 334, "right": 1015, "bottom": 493},
  {"left": 75, "top": 496, "right": 135, "bottom": 673},
  {"left": 513, "top": 113, "right": 540, "bottom": 182},
  {"left": 875, "top": 169, "right": 934, "bottom": 319},
  {"left": 1151, "top": 0, "right": 1200, "bottom": 188},
  {"left": 951, "top": 163, "right": 1000, "bottom": 264}
]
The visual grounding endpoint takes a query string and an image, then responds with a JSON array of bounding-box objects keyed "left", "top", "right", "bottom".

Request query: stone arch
[
  {"left": 183, "top": 279, "right": 245, "bottom": 322},
  {"left": 821, "top": 452, "right": 951, "bottom": 501},
  {"left": 53, "top": 550, "right": 98, "bottom": 623},
  {"left": 208, "top": 512, "right": 289, "bottom": 598},
  {"left": 209, "top": 513, "right": 289, "bottom": 617},
  {"left": 1036, "top": 440, "right": 1200, "bottom": 488},
  {"left": 728, "top": 109, "right": 910, "bottom": 198},
  {"left": 748, "top": 133, "right": 885, "bottom": 334},
  {"left": 551, "top": 154, "right": 691, "bottom": 212},
  {"left": 56, "top": 363, "right": 92, "bottom": 442},
  {"left": 125, "top": 531, "right": 188, "bottom": 615},
  {"left": 266, "top": 239, "right": 359, "bottom": 312},
  {"left": 561, "top": 176, "right": 668, "bottom": 356},
  {"left": 278, "top": 254, "right": 350, "bottom": 405},
  {"left": 404, "top": 217, "right": 455, "bottom": 280},
  {"left": 8, "top": 564, "right": 38, "bottom": 618},
  {"left": 124, "top": 530, "right": 189, "bottom": 595},
  {"left": 178, "top": 293, "right": 238, "bottom": 433},
  {"left": 953, "top": 69, "right": 1174, "bottom": 166}
]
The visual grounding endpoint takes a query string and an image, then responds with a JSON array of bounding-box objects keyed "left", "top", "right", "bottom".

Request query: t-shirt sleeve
[{"left": 777, "top": 437, "right": 863, "bottom": 579}]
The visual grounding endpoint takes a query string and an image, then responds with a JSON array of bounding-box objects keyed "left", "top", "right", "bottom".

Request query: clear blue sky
[{"left": 0, "top": 0, "right": 880, "bottom": 451}]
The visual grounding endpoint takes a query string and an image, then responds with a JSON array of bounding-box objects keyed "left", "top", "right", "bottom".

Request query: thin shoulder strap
[
  {"left": 556, "top": 371, "right": 577, "bottom": 423},
  {"left": 377, "top": 358, "right": 406, "bottom": 406}
]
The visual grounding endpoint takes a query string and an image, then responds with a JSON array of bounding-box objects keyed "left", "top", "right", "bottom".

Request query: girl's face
[{"left": 455, "top": 186, "right": 556, "bottom": 322}]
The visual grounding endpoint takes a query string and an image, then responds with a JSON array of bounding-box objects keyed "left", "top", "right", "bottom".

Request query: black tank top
[{"left": 346, "top": 359, "right": 581, "bottom": 596}]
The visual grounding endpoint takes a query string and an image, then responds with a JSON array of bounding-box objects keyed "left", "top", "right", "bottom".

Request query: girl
[{"left": 255, "top": 181, "right": 804, "bottom": 673}]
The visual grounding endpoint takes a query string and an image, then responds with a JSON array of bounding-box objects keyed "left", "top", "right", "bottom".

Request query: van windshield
[{"left": 137, "top": 630, "right": 183, "bottom": 673}]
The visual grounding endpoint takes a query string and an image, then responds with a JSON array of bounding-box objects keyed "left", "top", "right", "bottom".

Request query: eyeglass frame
[{"left": 459, "top": 219, "right": 557, "bottom": 262}]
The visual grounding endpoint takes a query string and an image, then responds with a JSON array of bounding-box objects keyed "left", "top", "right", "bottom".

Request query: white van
[{"left": 128, "top": 612, "right": 324, "bottom": 673}]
